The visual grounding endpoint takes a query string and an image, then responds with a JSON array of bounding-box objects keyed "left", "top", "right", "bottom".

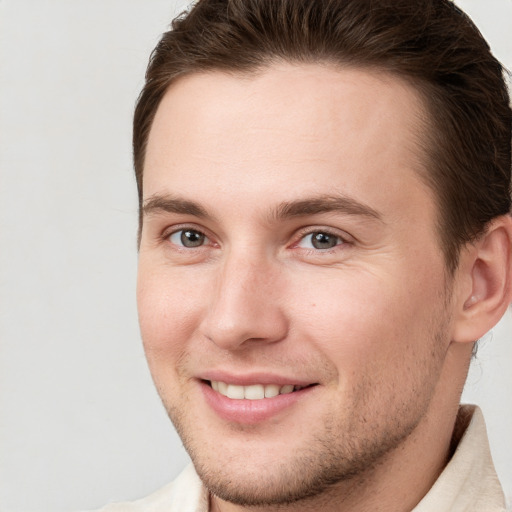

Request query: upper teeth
[{"left": 211, "top": 381, "right": 302, "bottom": 400}]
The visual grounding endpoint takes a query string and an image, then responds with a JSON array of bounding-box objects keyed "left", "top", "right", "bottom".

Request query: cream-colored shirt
[{"left": 90, "top": 406, "right": 506, "bottom": 512}]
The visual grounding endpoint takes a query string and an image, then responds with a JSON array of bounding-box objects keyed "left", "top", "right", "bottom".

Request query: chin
[
  {"left": 168, "top": 398, "right": 423, "bottom": 508},
  {"left": 194, "top": 453, "right": 349, "bottom": 507}
]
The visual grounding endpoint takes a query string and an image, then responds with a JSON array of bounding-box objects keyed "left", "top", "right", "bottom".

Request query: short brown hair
[{"left": 133, "top": 0, "right": 511, "bottom": 272}]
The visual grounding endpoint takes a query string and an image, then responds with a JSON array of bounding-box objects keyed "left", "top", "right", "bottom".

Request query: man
[{"left": 96, "top": 0, "right": 512, "bottom": 510}]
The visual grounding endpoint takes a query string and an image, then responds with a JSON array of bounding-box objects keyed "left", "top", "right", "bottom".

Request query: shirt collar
[{"left": 412, "top": 405, "right": 505, "bottom": 512}]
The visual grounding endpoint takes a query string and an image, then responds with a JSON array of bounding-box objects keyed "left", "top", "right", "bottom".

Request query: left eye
[
  {"left": 169, "top": 229, "right": 207, "bottom": 248},
  {"left": 297, "top": 231, "right": 343, "bottom": 250}
]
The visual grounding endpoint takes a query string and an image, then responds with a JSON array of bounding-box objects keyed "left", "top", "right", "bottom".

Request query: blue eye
[
  {"left": 169, "top": 229, "right": 207, "bottom": 248},
  {"left": 298, "top": 231, "right": 342, "bottom": 250}
]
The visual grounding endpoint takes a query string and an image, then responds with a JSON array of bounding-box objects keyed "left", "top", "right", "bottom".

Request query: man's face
[{"left": 138, "top": 64, "right": 456, "bottom": 506}]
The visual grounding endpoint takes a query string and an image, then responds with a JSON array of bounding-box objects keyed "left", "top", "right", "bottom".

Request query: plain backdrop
[{"left": 0, "top": 1, "right": 511, "bottom": 511}]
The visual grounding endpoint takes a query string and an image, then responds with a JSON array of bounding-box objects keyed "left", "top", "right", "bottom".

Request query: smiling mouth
[{"left": 207, "top": 380, "right": 316, "bottom": 400}]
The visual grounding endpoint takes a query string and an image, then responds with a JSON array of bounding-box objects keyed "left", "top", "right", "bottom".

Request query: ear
[{"left": 451, "top": 215, "right": 512, "bottom": 343}]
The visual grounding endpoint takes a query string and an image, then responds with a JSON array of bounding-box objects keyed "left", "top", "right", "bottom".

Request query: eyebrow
[
  {"left": 143, "top": 194, "right": 210, "bottom": 219},
  {"left": 142, "top": 193, "right": 383, "bottom": 223},
  {"left": 270, "top": 195, "right": 383, "bottom": 222}
]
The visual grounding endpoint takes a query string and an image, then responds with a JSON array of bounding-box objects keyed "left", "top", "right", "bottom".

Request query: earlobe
[{"left": 452, "top": 215, "right": 512, "bottom": 343}]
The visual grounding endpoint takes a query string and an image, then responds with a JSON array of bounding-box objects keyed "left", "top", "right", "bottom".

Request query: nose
[{"left": 200, "top": 251, "right": 289, "bottom": 351}]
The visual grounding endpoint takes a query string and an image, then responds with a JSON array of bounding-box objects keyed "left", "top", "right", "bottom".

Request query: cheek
[
  {"left": 136, "top": 264, "right": 208, "bottom": 364},
  {"left": 288, "top": 265, "right": 445, "bottom": 370}
]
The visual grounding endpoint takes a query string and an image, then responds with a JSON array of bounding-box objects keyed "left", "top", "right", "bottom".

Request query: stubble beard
[
  {"left": 179, "top": 409, "right": 425, "bottom": 508},
  {"left": 158, "top": 300, "right": 451, "bottom": 509},
  {"left": 164, "top": 358, "right": 447, "bottom": 508}
]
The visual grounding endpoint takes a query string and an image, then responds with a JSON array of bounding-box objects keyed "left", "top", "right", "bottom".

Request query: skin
[{"left": 137, "top": 64, "right": 499, "bottom": 512}]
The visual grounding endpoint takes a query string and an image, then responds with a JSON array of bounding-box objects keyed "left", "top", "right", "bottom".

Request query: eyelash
[
  {"left": 293, "top": 229, "right": 347, "bottom": 252},
  {"left": 164, "top": 225, "right": 349, "bottom": 254},
  {"left": 168, "top": 228, "right": 211, "bottom": 248},
  {"left": 163, "top": 224, "right": 215, "bottom": 250}
]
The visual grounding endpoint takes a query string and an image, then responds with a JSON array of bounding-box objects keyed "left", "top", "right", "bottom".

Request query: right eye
[{"left": 168, "top": 229, "right": 208, "bottom": 248}]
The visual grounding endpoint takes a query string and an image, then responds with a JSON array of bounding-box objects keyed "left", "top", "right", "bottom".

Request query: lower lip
[{"left": 200, "top": 381, "right": 317, "bottom": 424}]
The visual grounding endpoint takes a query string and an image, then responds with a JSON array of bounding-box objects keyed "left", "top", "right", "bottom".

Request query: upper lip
[{"left": 198, "top": 371, "right": 317, "bottom": 387}]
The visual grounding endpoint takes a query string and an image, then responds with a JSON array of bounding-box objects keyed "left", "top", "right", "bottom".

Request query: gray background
[{"left": 0, "top": 1, "right": 510, "bottom": 511}]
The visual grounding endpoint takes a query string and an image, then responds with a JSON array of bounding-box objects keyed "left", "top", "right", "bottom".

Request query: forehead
[{"left": 143, "top": 64, "right": 432, "bottom": 222}]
